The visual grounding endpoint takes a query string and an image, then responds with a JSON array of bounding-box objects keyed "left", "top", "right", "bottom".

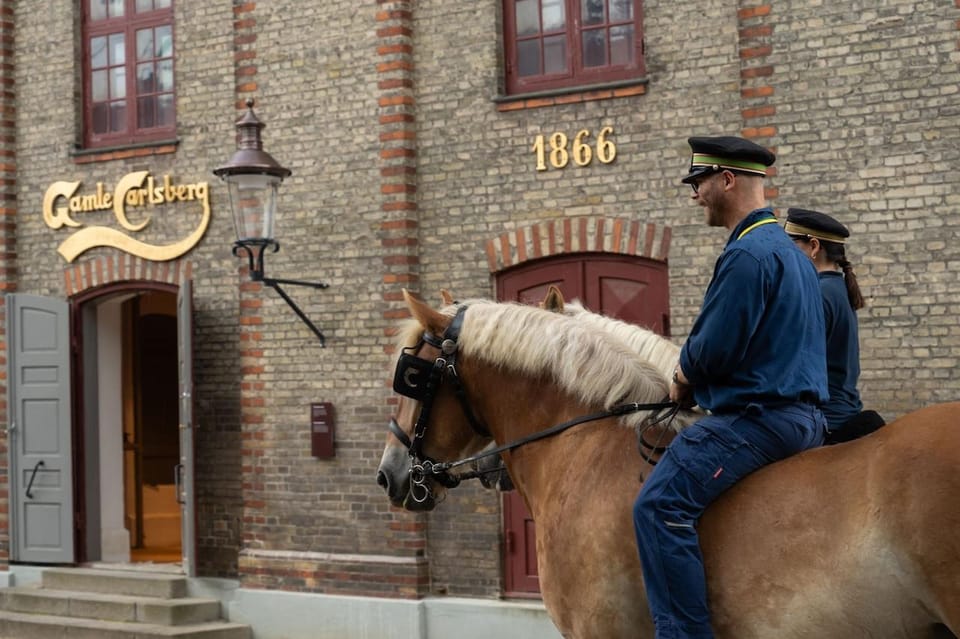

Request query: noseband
[{"left": 389, "top": 304, "right": 679, "bottom": 503}]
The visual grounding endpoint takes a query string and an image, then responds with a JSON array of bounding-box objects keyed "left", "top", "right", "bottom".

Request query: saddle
[{"left": 824, "top": 410, "right": 886, "bottom": 445}]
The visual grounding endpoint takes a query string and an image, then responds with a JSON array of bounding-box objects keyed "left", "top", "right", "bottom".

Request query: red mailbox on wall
[{"left": 311, "top": 402, "right": 335, "bottom": 458}]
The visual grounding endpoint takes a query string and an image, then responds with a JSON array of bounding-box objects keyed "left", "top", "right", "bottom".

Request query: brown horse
[{"left": 377, "top": 290, "right": 960, "bottom": 639}]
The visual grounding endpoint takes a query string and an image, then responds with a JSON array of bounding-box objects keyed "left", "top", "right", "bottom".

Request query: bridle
[
  {"left": 389, "top": 306, "right": 490, "bottom": 499},
  {"left": 389, "top": 304, "right": 679, "bottom": 503}
]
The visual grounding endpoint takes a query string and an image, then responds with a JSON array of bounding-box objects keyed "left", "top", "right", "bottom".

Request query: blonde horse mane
[
  {"left": 398, "top": 300, "right": 671, "bottom": 429},
  {"left": 561, "top": 300, "right": 680, "bottom": 380}
]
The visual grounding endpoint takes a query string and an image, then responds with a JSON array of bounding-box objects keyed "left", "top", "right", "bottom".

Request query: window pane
[
  {"left": 157, "top": 59, "right": 173, "bottom": 91},
  {"left": 137, "top": 62, "right": 155, "bottom": 93},
  {"left": 92, "top": 70, "right": 108, "bottom": 101},
  {"left": 516, "top": 0, "right": 540, "bottom": 36},
  {"left": 137, "top": 28, "right": 153, "bottom": 61},
  {"left": 542, "top": 0, "right": 565, "bottom": 32},
  {"left": 517, "top": 39, "right": 541, "bottom": 77},
  {"left": 108, "top": 0, "right": 124, "bottom": 17},
  {"left": 544, "top": 35, "right": 567, "bottom": 74},
  {"left": 109, "top": 33, "right": 125, "bottom": 65},
  {"left": 610, "top": 24, "right": 633, "bottom": 65},
  {"left": 582, "top": 29, "right": 606, "bottom": 67},
  {"left": 138, "top": 96, "right": 156, "bottom": 128},
  {"left": 111, "top": 66, "right": 126, "bottom": 98},
  {"left": 93, "top": 103, "right": 109, "bottom": 133},
  {"left": 91, "top": 36, "right": 107, "bottom": 68},
  {"left": 158, "top": 94, "right": 174, "bottom": 126},
  {"left": 155, "top": 25, "right": 173, "bottom": 57},
  {"left": 136, "top": 0, "right": 153, "bottom": 11},
  {"left": 610, "top": 0, "right": 633, "bottom": 21},
  {"left": 581, "top": 0, "right": 605, "bottom": 26},
  {"left": 110, "top": 101, "right": 126, "bottom": 132},
  {"left": 156, "top": 0, "right": 171, "bottom": 7},
  {"left": 90, "top": 0, "right": 107, "bottom": 21}
]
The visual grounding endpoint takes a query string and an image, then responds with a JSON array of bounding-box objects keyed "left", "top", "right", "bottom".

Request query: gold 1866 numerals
[{"left": 531, "top": 127, "right": 617, "bottom": 171}]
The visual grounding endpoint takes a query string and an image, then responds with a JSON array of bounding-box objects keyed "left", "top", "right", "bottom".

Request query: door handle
[
  {"left": 174, "top": 464, "right": 184, "bottom": 505},
  {"left": 25, "top": 460, "right": 45, "bottom": 499}
]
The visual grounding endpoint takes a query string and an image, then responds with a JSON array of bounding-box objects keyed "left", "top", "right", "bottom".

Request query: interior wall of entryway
[{"left": 97, "top": 300, "right": 129, "bottom": 563}]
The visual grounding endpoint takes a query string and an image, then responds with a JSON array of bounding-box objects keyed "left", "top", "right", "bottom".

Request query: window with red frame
[
  {"left": 82, "top": 0, "right": 175, "bottom": 148},
  {"left": 502, "top": 0, "right": 645, "bottom": 96}
]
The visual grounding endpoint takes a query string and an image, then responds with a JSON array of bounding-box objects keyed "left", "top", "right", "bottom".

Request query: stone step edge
[
  {"left": 41, "top": 567, "right": 188, "bottom": 583},
  {"left": 0, "top": 608, "right": 250, "bottom": 635},
  {"left": 0, "top": 586, "right": 222, "bottom": 625},
  {"left": 3, "top": 585, "right": 220, "bottom": 608},
  {"left": 40, "top": 568, "right": 188, "bottom": 598}
]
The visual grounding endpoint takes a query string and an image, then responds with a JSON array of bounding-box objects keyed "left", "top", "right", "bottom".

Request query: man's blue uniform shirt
[{"left": 679, "top": 208, "right": 829, "bottom": 413}]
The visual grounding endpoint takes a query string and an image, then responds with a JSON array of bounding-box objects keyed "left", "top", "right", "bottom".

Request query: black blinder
[{"left": 393, "top": 352, "right": 435, "bottom": 400}]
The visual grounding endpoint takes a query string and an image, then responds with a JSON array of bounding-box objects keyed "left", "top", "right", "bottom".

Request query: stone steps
[{"left": 0, "top": 568, "right": 250, "bottom": 639}]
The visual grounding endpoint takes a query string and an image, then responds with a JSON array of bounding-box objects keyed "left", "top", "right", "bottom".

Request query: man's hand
[{"left": 670, "top": 365, "right": 695, "bottom": 408}]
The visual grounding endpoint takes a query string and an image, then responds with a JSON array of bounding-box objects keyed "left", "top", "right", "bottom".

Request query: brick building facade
[{"left": 0, "top": 1, "right": 958, "bottom": 637}]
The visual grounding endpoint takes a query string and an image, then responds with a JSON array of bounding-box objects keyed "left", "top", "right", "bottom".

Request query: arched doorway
[
  {"left": 496, "top": 252, "right": 670, "bottom": 595},
  {"left": 72, "top": 284, "right": 181, "bottom": 564}
]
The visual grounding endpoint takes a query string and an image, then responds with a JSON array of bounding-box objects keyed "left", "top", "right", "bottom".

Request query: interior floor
[{"left": 130, "top": 544, "right": 181, "bottom": 564}]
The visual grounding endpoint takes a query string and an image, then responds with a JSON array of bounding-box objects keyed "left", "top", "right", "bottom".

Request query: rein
[{"left": 390, "top": 304, "right": 680, "bottom": 502}]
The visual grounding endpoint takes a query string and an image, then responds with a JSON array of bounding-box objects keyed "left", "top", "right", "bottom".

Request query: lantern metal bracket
[{"left": 233, "top": 239, "right": 329, "bottom": 347}]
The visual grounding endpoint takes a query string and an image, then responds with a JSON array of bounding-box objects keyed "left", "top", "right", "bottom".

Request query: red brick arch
[
  {"left": 485, "top": 216, "right": 672, "bottom": 273},
  {"left": 62, "top": 255, "right": 194, "bottom": 296}
]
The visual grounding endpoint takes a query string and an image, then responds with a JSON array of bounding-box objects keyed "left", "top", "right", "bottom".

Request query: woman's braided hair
[{"left": 822, "top": 241, "right": 864, "bottom": 310}]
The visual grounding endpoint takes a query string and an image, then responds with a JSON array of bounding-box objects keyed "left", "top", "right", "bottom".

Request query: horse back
[{"left": 698, "top": 401, "right": 960, "bottom": 638}]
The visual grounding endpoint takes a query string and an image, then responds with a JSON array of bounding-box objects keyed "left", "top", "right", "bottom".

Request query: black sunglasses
[{"left": 689, "top": 170, "right": 720, "bottom": 194}]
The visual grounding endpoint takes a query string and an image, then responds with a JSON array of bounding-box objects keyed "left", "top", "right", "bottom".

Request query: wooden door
[
  {"left": 7, "top": 294, "right": 74, "bottom": 563},
  {"left": 496, "top": 253, "right": 669, "bottom": 595}
]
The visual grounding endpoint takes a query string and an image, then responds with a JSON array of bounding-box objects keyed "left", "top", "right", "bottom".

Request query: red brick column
[
  {"left": 0, "top": 2, "right": 16, "bottom": 567},
  {"left": 376, "top": 0, "right": 429, "bottom": 597},
  {"left": 738, "top": 2, "right": 779, "bottom": 201},
  {"left": 229, "top": 0, "right": 271, "bottom": 577}
]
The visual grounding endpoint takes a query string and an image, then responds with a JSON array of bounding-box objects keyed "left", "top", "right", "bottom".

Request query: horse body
[
  {"left": 698, "top": 407, "right": 960, "bottom": 638},
  {"left": 377, "top": 292, "right": 960, "bottom": 638}
]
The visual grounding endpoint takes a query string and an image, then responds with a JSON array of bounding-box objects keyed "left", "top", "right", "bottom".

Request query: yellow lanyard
[{"left": 736, "top": 217, "right": 777, "bottom": 240}]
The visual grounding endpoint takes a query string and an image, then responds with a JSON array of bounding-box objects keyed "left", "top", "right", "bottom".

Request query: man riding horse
[{"left": 633, "top": 136, "right": 828, "bottom": 639}]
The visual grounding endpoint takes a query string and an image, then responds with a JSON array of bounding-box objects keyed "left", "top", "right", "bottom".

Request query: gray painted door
[
  {"left": 177, "top": 280, "right": 196, "bottom": 576},
  {"left": 7, "top": 294, "right": 74, "bottom": 563}
]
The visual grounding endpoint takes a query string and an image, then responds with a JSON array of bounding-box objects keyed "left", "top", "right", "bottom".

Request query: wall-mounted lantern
[{"left": 214, "top": 99, "right": 328, "bottom": 346}]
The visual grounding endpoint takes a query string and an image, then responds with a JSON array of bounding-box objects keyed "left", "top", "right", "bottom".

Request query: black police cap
[
  {"left": 784, "top": 208, "right": 850, "bottom": 244},
  {"left": 681, "top": 136, "right": 776, "bottom": 184}
]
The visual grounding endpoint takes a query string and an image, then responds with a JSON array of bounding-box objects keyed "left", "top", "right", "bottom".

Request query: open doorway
[
  {"left": 126, "top": 292, "right": 181, "bottom": 562},
  {"left": 76, "top": 286, "right": 181, "bottom": 565}
]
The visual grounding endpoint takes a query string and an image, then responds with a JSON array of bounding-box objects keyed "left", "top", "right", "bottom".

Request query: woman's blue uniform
[{"left": 818, "top": 271, "right": 863, "bottom": 429}]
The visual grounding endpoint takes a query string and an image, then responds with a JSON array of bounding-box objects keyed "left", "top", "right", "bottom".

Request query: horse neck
[{"left": 467, "top": 365, "right": 646, "bottom": 513}]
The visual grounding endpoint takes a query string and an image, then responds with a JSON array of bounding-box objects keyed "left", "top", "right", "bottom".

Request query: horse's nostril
[{"left": 376, "top": 470, "right": 389, "bottom": 491}]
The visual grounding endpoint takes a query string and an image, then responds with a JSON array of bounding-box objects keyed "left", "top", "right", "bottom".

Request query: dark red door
[{"left": 496, "top": 253, "right": 670, "bottom": 596}]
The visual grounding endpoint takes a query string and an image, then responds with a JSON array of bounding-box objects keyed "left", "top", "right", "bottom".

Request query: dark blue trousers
[{"left": 633, "top": 403, "right": 825, "bottom": 639}]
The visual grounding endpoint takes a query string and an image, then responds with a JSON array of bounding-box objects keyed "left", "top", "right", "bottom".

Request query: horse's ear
[
  {"left": 439, "top": 289, "right": 454, "bottom": 306},
  {"left": 541, "top": 285, "right": 565, "bottom": 313},
  {"left": 403, "top": 289, "right": 449, "bottom": 335}
]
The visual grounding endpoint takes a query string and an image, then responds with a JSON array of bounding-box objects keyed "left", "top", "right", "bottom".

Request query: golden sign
[{"left": 42, "top": 170, "right": 211, "bottom": 262}]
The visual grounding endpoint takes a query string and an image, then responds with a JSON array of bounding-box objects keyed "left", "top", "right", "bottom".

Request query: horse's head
[
  {"left": 377, "top": 290, "right": 495, "bottom": 511},
  {"left": 378, "top": 288, "right": 684, "bottom": 509}
]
